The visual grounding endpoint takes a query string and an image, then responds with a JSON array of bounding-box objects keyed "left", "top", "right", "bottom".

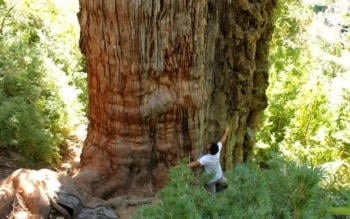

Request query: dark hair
[{"left": 209, "top": 142, "right": 219, "bottom": 155}]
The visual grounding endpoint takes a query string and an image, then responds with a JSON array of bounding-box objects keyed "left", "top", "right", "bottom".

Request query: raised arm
[{"left": 220, "top": 127, "right": 230, "bottom": 144}]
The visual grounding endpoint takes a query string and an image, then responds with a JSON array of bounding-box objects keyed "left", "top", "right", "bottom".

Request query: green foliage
[
  {"left": 134, "top": 159, "right": 333, "bottom": 218},
  {"left": 256, "top": 0, "right": 350, "bottom": 206},
  {"left": 328, "top": 205, "right": 350, "bottom": 216},
  {"left": 0, "top": 0, "right": 85, "bottom": 167},
  {"left": 0, "top": 40, "right": 65, "bottom": 166},
  {"left": 265, "top": 159, "right": 331, "bottom": 218},
  {"left": 134, "top": 160, "right": 205, "bottom": 219}
]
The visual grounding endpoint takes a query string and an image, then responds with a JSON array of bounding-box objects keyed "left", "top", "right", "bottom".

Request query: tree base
[{"left": 0, "top": 168, "right": 119, "bottom": 218}]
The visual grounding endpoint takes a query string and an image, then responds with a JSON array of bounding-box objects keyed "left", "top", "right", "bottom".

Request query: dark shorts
[{"left": 205, "top": 176, "right": 228, "bottom": 194}]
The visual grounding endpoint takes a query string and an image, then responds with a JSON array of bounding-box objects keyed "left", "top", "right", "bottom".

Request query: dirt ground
[
  {"left": 0, "top": 125, "right": 152, "bottom": 219},
  {"left": 0, "top": 151, "right": 18, "bottom": 182}
]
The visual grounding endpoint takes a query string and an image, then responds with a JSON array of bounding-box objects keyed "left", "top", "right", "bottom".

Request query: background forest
[
  {"left": 0, "top": 0, "right": 86, "bottom": 167},
  {"left": 0, "top": 0, "right": 349, "bottom": 218}
]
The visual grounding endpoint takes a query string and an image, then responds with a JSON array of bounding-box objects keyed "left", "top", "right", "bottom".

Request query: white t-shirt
[{"left": 198, "top": 142, "right": 223, "bottom": 184}]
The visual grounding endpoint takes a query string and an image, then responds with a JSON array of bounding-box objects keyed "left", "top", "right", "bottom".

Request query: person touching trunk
[{"left": 188, "top": 127, "right": 230, "bottom": 194}]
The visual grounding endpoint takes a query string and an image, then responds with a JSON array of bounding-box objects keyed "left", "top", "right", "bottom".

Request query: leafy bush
[
  {"left": 134, "top": 159, "right": 333, "bottom": 218},
  {"left": 0, "top": 40, "right": 67, "bottom": 166},
  {"left": 255, "top": 0, "right": 350, "bottom": 209},
  {"left": 0, "top": 0, "right": 85, "bottom": 167}
]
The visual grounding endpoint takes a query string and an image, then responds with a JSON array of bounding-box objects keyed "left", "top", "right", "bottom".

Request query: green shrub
[
  {"left": 0, "top": 0, "right": 84, "bottom": 167},
  {"left": 134, "top": 159, "right": 333, "bottom": 218},
  {"left": 134, "top": 160, "right": 205, "bottom": 219},
  {"left": 0, "top": 43, "right": 67, "bottom": 166},
  {"left": 264, "top": 159, "right": 332, "bottom": 218},
  {"left": 255, "top": 0, "right": 350, "bottom": 210}
]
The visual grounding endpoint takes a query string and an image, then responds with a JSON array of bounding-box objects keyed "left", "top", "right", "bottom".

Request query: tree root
[{"left": 0, "top": 168, "right": 119, "bottom": 218}]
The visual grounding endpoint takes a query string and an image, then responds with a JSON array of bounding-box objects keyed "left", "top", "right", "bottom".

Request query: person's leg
[
  {"left": 215, "top": 176, "right": 228, "bottom": 192},
  {"left": 205, "top": 182, "right": 216, "bottom": 194}
]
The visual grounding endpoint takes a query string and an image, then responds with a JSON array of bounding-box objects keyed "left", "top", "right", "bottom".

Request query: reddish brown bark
[{"left": 76, "top": 0, "right": 276, "bottom": 198}]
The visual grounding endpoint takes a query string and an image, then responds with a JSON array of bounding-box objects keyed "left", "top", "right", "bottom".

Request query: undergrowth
[{"left": 133, "top": 158, "right": 346, "bottom": 219}]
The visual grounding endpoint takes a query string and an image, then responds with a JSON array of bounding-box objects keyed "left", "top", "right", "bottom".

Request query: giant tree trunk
[
  {"left": 0, "top": 1, "right": 276, "bottom": 217},
  {"left": 76, "top": 0, "right": 276, "bottom": 198}
]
